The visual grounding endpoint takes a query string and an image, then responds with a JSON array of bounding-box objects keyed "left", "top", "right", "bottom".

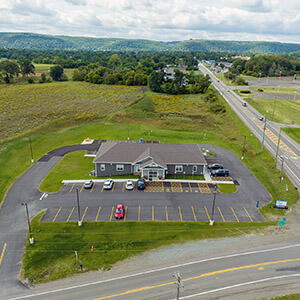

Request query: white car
[
  {"left": 84, "top": 180, "right": 93, "bottom": 189},
  {"left": 125, "top": 180, "right": 134, "bottom": 190},
  {"left": 103, "top": 179, "right": 114, "bottom": 190}
]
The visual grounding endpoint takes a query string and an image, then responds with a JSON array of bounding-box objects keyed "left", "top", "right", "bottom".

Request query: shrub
[
  {"left": 235, "top": 77, "right": 248, "bottom": 86},
  {"left": 240, "top": 90, "right": 251, "bottom": 94},
  {"left": 27, "top": 77, "right": 34, "bottom": 84},
  {"left": 258, "top": 88, "right": 264, "bottom": 92},
  {"left": 210, "top": 104, "right": 226, "bottom": 113}
]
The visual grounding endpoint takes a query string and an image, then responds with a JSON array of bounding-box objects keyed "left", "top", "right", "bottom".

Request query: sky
[{"left": 1, "top": 0, "right": 300, "bottom": 43}]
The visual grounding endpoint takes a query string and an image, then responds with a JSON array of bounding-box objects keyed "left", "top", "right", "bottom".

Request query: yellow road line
[
  {"left": 124, "top": 206, "right": 127, "bottom": 221},
  {"left": 218, "top": 206, "right": 225, "bottom": 222},
  {"left": 79, "top": 183, "right": 85, "bottom": 193},
  {"left": 101, "top": 185, "right": 104, "bottom": 192},
  {"left": 93, "top": 258, "right": 300, "bottom": 300},
  {"left": 243, "top": 207, "right": 253, "bottom": 222},
  {"left": 90, "top": 183, "right": 95, "bottom": 193},
  {"left": 67, "top": 207, "right": 75, "bottom": 222},
  {"left": 69, "top": 183, "right": 75, "bottom": 193},
  {"left": 95, "top": 206, "right": 101, "bottom": 221},
  {"left": 191, "top": 206, "right": 197, "bottom": 222},
  {"left": 152, "top": 206, "right": 154, "bottom": 221},
  {"left": 231, "top": 207, "right": 240, "bottom": 222},
  {"left": 178, "top": 206, "right": 183, "bottom": 221},
  {"left": 165, "top": 206, "right": 168, "bottom": 221},
  {"left": 111, "top": 183, "right": 115, "bottom": 193},
  {"left": 138, "top": 205, "right": 140, "bottom": 221},
  {"left": 188, "top": 182, "right": 192, "bottom": 193},
  {"left": 0, "top": 243, "right": 7, "bottom": 267},
  {"left": 110, "top": 206, "right": 114, "bottom": 221},
  {"left": 122, "top": 182, "right": 125, "bottom": 192},
  {"left": 52, "top": 207, "right": 62, "bottom": 222},
  {"left": 204, "top": 206, "right": 211, "bottom": 221},
  {"left": 81, "top": 207, "right": 88, "bottom": 221}
]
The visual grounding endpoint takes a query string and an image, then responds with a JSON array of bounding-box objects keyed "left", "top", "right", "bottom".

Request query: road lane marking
[
  {"left": 165, "top": 206, "right": 168, "bottom": 221},
  {"left": 111, "top": 183, "right": 115, "bottom": 193},
  {"left": 0, "top": 243, "right": 7, "bottom": 267},
  {"left": 101, "top": 185, "right": 104, "bottom": 192},
  {"left": 138, "top": 206, "right": 140, "bottom": 221},
  {"left": 79, "top": 183, "right": 85, "bottom": 193},
  {"left": 124, "top": 206, "right": 127, "bottom": 221},
  {"left": 109, "top": 206, "right": 114, "bottom": 222},
  {"left": 188, "top": 182, "right": 192, "bottom": 193},
  {"left": 191, "top": 206, "right": 197, "bottom": 222},
  {"left": 178, "top": 206, "right": 183, "bottom": 221},
  {"left": 218, "top": 207, "right": 225, "bottom": 222},
  {"left": 204, "top": 206, "right": 211, "bottom": 221},
  {"left": 66, "top": 207, "right": 75, "bottom": 222},
  {"left": 152, "top": 206, "right": 154, "bottom": 221},
  {"left": 90, "top": 183, "right": 95, "bottom": 193},
  {"left": 52, "top": 207, "right": 62, "bottom": 222},
  {"left": 243, "top": 207, "right": 253, "bottom": 222},
  {"left": 39, "top": 192, "right": 47, "bottom": 200},
  {"left": 231, "top": 207, "right": 240, "bottom": 222},
  {"left": 7, "top": 245, "right": 300, "bottom": 300},
  {"left": 122, "top": 182, "right": 125, "bottom": 192},
  {"left": 93, "top": 259, "right": 300, "bottom": 300},
  {"left": 95, "top": 206, "right": 101, "bottom": 221},
  {"left": 69, "top": 183, "right": 75, "bottom": 193},
  {"left": 81, "top": 207, "right": 88, "bottom": 221}
]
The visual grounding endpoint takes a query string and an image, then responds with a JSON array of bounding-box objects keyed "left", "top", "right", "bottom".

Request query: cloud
[{"left": 0, "top": 0, "right": 299, "bottom": 43}]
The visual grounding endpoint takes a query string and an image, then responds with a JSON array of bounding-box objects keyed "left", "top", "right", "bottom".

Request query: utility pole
[
  {"left": 274, "top": 127, "right": 282, "bottom": 168},
  {"left": 241, "top": 135, "right": 246, "bottom": 160},
  {"left": 280, "top": 156, "right": 284, "bottom": 183},
  {"left": 173, "top": 271, "right": 184, "bottom": 300},
  {"left": 76, "top": 188, "right": 82, "bottom": 226},
  {"left": 260, "top": 110, "right": 268, "bottom": 153},
  {"left": 210, "top": 185, "right": 217, "bottom": 226},
  {"left": 22, "top": 203, "right": 34, "bottom": 244}
]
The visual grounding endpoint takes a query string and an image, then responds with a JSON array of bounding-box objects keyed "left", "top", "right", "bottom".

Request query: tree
[
  {"left": 18, "top": 58, "right": 35, "bottom": 78},
  {"left": 50, "top": 65, "right": 64, "bottom": 81},
  {"left": 148, "top": 70, "right": 165, "bottom": 92},
  {"left": 0, "top": 60, "right": 20, "bottom": 83}
]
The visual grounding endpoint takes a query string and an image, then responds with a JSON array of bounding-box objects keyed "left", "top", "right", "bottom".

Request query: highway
[{"left": 198, "top": 62, "right": 300, "bottom": 190}]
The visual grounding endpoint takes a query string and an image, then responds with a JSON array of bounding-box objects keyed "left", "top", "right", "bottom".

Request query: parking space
[
  {"left": 62, "top": 181, "right": 219, "bottom": 194},
  {"left": 40, "top": 204, "right": 259, "bottom": 223}
]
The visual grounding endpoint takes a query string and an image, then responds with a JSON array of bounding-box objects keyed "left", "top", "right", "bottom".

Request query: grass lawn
[
  {"left": 267, "top": 295, "right": 300, "bottom": 300},
  {"left": 246, "top": 97, "right": 300, "bottom": 124},
  {"left": 217, "top": 184, "right": 237, "bottom": 193},
  {"left": 251, "top": 86, "right": 300, "bottom": 94},
  {"left": 33, "top": 63, "right": 55, "bottom": 71},
  {"left": 283, "top": 128, "right": 300, "bottom": 145},
  {"left": 23, "top": 212, "right": 275, "bottom": 283},
  {"left": 215, "top": 73, "right": 235, "bottom": 86},
  {"left": 166, "top": 174, "right": 204, "bottom": 180}
]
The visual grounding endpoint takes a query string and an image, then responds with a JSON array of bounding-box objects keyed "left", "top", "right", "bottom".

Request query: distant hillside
[{"left": 1, "top": 32, "right": 300, "bottom": 54}]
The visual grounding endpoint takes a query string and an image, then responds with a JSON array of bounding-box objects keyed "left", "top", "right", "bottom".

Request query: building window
[
  {"left": 134, "top": 164, "right": 140, "bottom": 172},
  {"left": 175, "top": 165, "right": 183, "bottom": 172},
  {"left": 116, "top": 164, "right": 124, "bottom": 171},
  {"left": 100, "top": 164, "right": 105, "bottom": 171},
  {"left": 193, "top": 165, "right": 197, "bottom": 172}
]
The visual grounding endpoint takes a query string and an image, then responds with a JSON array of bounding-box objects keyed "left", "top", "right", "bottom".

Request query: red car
[{"left": 114, "top": 204, "right": 125, "bottom": 219}]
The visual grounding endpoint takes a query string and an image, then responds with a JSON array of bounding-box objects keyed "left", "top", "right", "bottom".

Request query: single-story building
[{"left": 93, "top": 141, "right": 208, "bottom": 180}]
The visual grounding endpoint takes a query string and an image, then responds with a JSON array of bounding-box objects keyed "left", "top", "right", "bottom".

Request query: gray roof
[{"left": 93, "top": 142, "right": 206, "bottom": 167}]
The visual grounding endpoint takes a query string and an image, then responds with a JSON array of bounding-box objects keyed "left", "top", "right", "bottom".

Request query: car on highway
[
  {"left": 103, "top": 179, "right": 114, "bottom": 190},
  {"left": 114, "top": 204, "right": 125, "bottom": 219},
  {"left": 137, "top": 178, "right": 146, "bottom": 190},
  {"left": 125, "top": 180, "right": 134, "bottom": 190},
  {"left": 84, "top": 180, "right": 93, "bottom": 189},
  {"left": 208, "top": 163, "right": 224, "bottom": 170},
  {"left": 242, "top": 102, "right": 247, "bottom": 107},
  {"left": 259, "top": 116, "right": 264, "bottom": 121},
  {"left": 211, "top": 169, "right": 229, "bottom": 177}
]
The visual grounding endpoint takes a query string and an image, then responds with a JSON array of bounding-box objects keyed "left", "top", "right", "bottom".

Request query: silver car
[
  {"left": 103, "top": 179, "right": 114, "bottom": 190},
  {"left": 125, "top": 180, "right": 134, "bottom": 190}
]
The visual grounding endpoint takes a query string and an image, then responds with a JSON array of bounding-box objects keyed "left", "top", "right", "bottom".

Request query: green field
[
  {"left": 252, "top": 86, "right": 300, "bottom": 94},
  {"left": 246, "top": 98, "right": 300, "bottom": 124},
  {"left": 283, "top": 128, "right": 300, "bottom": 145},
  {"left": 23, "top": 212, "right": 274, "bottom": 283},
  {"left": 267, "top": 295, "right": 300, "bottom": 300}
]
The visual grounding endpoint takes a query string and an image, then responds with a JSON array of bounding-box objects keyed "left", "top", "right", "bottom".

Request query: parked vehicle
[
  {"left": 84, "top": 180, "right": 93, "bottom": 189},
  {"left": 103, "top": 179, "right": 114, "bottom": 190},
  {"left": 211, "top": 169, "right": 229, "bottom": 177},
  {"left": 114, "top": 204, "right": 125, "bottom": 219},
  {"left": 208, "top": 163, "right": 223, "bottom": 170},
  {"left": 125, "top": 180, "right": 134, "bottom": 190},
  {"left": 137, "top": 178, "right": 146, "bottom": 190},
  {"left": 242, "top": 102, "right": 247, "bottom": 107}
]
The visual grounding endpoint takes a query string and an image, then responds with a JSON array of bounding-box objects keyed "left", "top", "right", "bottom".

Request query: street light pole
[
  {"left": 76, "top": 188, "right": 82, "bottom": 226},
  {"left": 280, "top": 156, "right": 284, "bottom": 183},
  {"left": 274, "top": 127, "right": 282, "bottom": 168},
  {"left": 29, "top": 137, "right": 34, "bottom": 163},
  {"left": 210, "top": 185, "right": 217, "bottom": 226},
  {"left": 241, "top": 135, "right": 246, "bottom": 160},
  {"left": 261, "top": 110, "right": 268, "bottom": 153},
  {"left": 22, "top": 203, "right": 34, "bottom": 244},
  {"left": 173, "top": 271, "right": 184, "bottom": 300}
]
